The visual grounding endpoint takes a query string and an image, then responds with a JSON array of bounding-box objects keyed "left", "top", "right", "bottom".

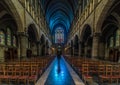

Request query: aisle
[
  {"left": 44, "top": 56, "right": 75, "bottom": 85},
  {"left": 36, "top": 56, "right": 84, "bottom": 85}
]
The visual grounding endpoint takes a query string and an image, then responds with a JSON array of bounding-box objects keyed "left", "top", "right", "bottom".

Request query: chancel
[{"left": 0, "top": 0, "right": 120, "bottom": 85}]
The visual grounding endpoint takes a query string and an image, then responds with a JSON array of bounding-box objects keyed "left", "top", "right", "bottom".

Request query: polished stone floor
[
  {"left": 36, "top": 56, "right": 84, "bottom": 85},
  {"left": 44, "top": 57, "right": 75, "bottom": 85}
]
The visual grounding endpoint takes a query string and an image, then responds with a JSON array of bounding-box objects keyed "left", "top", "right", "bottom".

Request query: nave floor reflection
[{"left": 44, "top": 56, "right": 75, "bottom": 85}]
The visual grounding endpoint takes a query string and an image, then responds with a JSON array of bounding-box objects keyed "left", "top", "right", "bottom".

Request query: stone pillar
[
  {"left": 84, "top": 44, "right": 88, "bottom": 57},
  {"left": 79, "top": 43, "right": 81, "bottom": 57},
  {"left": 37, "top": 43, "right": 40, "bottom": 56},
  {"left": 44, "top": 44, "right": 46, "bottom": 56},
  {"left": 70, "top": 47, "right": 71, "bottom": 56},
  {"left": 39, "top": 44, "right": 42, "bottom": 56},
  {"left": 99, "top": 41, "right": 105, "bottom": 60},
  {"left": 69, "top": 47, "right": 71, "bottom": 55},
  {"left": 32, "top": 43, "right": 37, "bottom": 56},
  {"left": 119, "top": 47, "right": 120, "bottom": 63},
  {"left": 40, "top": 44, "right": 45, "bottom": 56},
  {"left": 118, "top": 53, "right": 120, "bottom": 63},
  {"left": 47, "top": 47, "right": 49, "bottom": 55},
  {"left": 0, "top": 46, "right": 6, "bottom": 62},
  {"left": 92, "top": 33, "right": 100, "bottom": 59},
  {"left": 45, "top": 45, "right": 47, "bottom": 56},
  {"left": 47, "top": 47, "right": 50, "bottom": 55},
  {"left": 18, "top": 32, "right": 28, "bottom": 59},
  {"left": 73, "top": 47, "right": 74, "bottom": 56},
  {"left": 46, "top": 46, "right": 49, "bottom": 56},
  {"left": 45, "top": 46, "right": 48, "bottom": 56}
]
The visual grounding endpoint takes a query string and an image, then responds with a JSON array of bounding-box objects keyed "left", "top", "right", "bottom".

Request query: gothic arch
[
  {"left": 27, "top": 24, "right": 39, "bottom": 42},
  {"left": 74, "top": 35, "right": 79, "bottom": 56},
  {"left": 46, "top": 40, "right": 49, "bottom": 55},
  {"left": 40, "top": 34, "right": 45, "bottom": 44},
  {"left": 80, "top": 24, "right": 92, "bottom": 42},
  {"left": 96, "top": 0, "right": 115, "bottom": 33},
  {"left": 40, "top": 34, "right": 46, "bottom": 56},
  {"left": 80, "top": 24, "right": 92, "bottom": 58},
  {"left": 100, "top": 9, "right": 120, "bottom": 62},
  {"left": 111, "top": 12, "right": 120, "bottom": 24},
  {"left": 3, "top": 0, "right": 23, "bottom": 32}
]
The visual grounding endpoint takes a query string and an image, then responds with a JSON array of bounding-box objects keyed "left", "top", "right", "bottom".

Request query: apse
[{"left": 40, "top": 0, "right": 78, "bottom": 44}]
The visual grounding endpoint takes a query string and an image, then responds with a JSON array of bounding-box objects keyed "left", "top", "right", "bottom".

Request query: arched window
[
  {"left": 13, "top": 36, "right": 16, "bottom": 47},
  {"left": 55, "top": 27, "right": 64, "bottom": 44},
  {"left": 115, "top": 30, "right": 120, "bottom": 47},
  {"left": 0, "top": 31, "right": 5, "bottom": 45},
  {"left": 7, "top": 28, "right": 11, "bottom": 46},
  {"left": 109, "top": 36, "right": 114, "bottom": 47},
  {"left": 108, "top": 30, "right": 119, "bottom": 47}
]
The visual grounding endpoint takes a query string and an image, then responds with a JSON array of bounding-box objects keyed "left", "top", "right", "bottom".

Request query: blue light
[
  {"left": 52, "top": 59, "right": 66, "bottom": 84},
  {"left": 44, "top": 57, "right": 75, "bottom": 85},
  {"left": 40, "top": 0, "right": 78, "bottom": 44}
]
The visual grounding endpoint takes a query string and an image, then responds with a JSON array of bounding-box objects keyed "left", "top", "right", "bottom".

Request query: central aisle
[{"left": 44, "top": 56, "right": 75, "bottom": 85}]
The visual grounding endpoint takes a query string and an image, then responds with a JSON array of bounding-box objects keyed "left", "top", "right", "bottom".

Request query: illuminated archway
[{"left": 55, "top": 27, "right": 65, "bottom": 44}]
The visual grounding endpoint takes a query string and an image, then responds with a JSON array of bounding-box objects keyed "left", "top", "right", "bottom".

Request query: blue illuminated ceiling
[{"left": 40, "top": 0, "right": 78, "bottom": 33}]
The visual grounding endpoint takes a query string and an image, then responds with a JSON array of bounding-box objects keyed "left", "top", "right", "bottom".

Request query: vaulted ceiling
[{"left": 40, "top": 0, "right": 78, "bottom": 34}]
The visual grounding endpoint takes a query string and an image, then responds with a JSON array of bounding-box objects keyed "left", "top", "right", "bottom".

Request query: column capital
[
  {"left": 92, "top": 33, "right": 101, "bottom": 37},
  {"left": 17, "top": 32, "right": 28, "bottom": 37}
]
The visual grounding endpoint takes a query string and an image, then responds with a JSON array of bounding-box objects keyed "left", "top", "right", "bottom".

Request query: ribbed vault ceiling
[{"left": 40, "top": 0, "right": 78, "bottom": 34}]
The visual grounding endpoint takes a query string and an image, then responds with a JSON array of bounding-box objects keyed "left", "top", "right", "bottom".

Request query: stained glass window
[
  {"left": 116, "top": 30, "right": 120, "bottom": 47},
  {"left": 110, "top": 37, "right": 113, "bottom": 47},
  {"left": 55, "top": 27, "right": 64, "bottom": 43},
  {"left": 7, "top": 28, "right": 11, "bottom": 46},
  {"left": 0, "top": 31, "right": 5, "bottom": 45},
  {"left": 13, "top": 36, "right": 16, "bottom": 47}
]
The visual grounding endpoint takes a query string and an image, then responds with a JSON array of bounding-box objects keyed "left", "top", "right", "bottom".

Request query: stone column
[
  {"left": 44, "top": 44, "right": 47, "bottom": 56},
  {"left": 92, "top": 33, "right": 100, "bottom": 59},
  {"left": 40, "top": 44, "right": 45, "bottom": 56},
  {"left": 118, "top": 53, "right": 120, "bottom": 63},
  {"left": 69, "top": 46, "right": 71, "bottom": 56},
  {"left": 70, "top": 47, "right": 73, "bottom": 56},
  {"left": 84, "top": 44, "right": 88, "bottom": 57},
  {"left": 70, "top": 47, "right": 72, "bottom": 56},
  {"left": 46, "top": 46, "right": 49, "bottom": 56},
  {"left": 47, "top": 47, "right": 50, "bottom": 56},
  {"left": 37, "top": 43, "right": 40, "bottom": 56},
  {"left": 32, "top": 43, "right": 37, "bottom": 56},
  {"left": 39, "top": 44, "right": 42, "bottom": 56},
  {"left": 99, "top": 41, "right": 105, "bottom": 60},
  {"left": 79, "top": 43, "right": 81, "bottom": 57},
  {"left": 46, "top": 43, "right": 49, "bottom": 56},
  {"left": 0, "top": 46, "right": 6, "bottom": 62},
  {"left": 118, "top": 29, "right": 120, "bottom": 62},
  {"left": 18, "top": 32, "right": 28, "bottom": 59},
  {"left": 45, "top": 46, "right": 48, "bottom": 56},
  {"left": 73, "top": 47, "right": 74, "bottom": 56}
]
